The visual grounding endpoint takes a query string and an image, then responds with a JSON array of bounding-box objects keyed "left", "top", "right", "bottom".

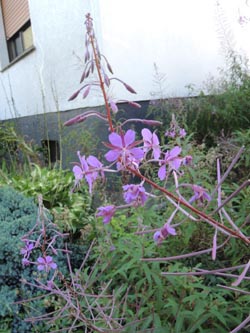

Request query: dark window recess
[
  {"left": 41, "top": 140, "right": 60, "bottom": 165},
  {"left": 7, "top": 21, "right": 33, "bottom": 61}
]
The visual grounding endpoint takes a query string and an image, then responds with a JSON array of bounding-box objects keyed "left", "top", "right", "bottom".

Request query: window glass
[{"left": 22, "top": 25, "right": 33, "bottom": 50}]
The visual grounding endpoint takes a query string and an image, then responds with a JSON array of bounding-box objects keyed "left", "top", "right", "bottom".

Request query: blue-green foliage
[
  {"left": 0, "top": 186, "right": 38, "bottom": 289},
  {"left": 0, "top": 186, "right": 38, "bottom": 331}
]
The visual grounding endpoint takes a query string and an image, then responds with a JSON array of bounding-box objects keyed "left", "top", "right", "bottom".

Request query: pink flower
[
  {"left": 165, "top": 130, "right": 176, "bottom": 138},
  {"left": 37, "top": 256, "right": 57, "bottom": 272},
  {"left": 189, "top": 185, "right": 211, "bottom": 204},
  {"left": 104, "top": 130, "right": 144, "bottom": 170},
  {"left": 47, "top": 280, "right": 55, "bottom": 290},
  {"left": 20, "top": 241, "right": 34, "bottom": 259},
  {"left": 96, "top": 205, "right": 116, "bottom": 224},
  {"left": 22, "top": 258, "right": 31, "bottom": 266},
  {"left": 179, "top": 128, "right": 187, "bottom": 138},
  {"left": 153, "top": 224, "right": 177, "bottom": 245},
  {"left": 141, "top": 128, "right": 161, "bottom": 160},
  {"left": 73, "top": 151, "right": 104, "bottom": 193},
  {"left": 183, "top": 155, "right": 193, "bottom": 166},
  {"left": 123, "top": 184, "right": 147, "bottom": 206},
  {"left": 158, "top": 146, "right": 182, "bottom": 180},
  {"left": 109, "top": 99, "right": 118, "bottom": 113}
]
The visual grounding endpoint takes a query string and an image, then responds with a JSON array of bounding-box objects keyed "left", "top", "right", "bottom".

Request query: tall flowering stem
[
  {"left": 85, "top": 13, "right": 114, "bottom": 132},
  {"left": 66, "top": 14, "right": 250, "bottom": 247}
]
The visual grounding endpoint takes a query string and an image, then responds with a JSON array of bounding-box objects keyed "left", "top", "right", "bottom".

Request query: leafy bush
[
  {"left": 92, "top": 209, "right": 250, "bottom": 332},
  {"left": 147, "top": 53, "right": 250, "bottom": 148},
  {"left": 0, "top": 186, "right": 38, "bottom": 332},
  {"left": 0, "top": 186, "right": 77, "bottom": 332},
  {"left": 0, "top": 164, "right": 95, "bottom": 233},
  {"left": 185, "top": 54, "right": 250, "bottom": 146},
  {"left": 0, "top": 122, "right": 39, "bottom": 171}
]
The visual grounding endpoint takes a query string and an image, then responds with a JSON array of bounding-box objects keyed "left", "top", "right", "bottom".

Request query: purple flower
[
  {"left": 182, "top": 155, "right": 193, "bottom": 166},
  {"left": 165, "top": 130, "right": 176, "bottom": 138},
  {"left": 158, "top": 146, "right": 182, "bottom": 180},
  {"left": 179, "top": 128, "right": 187, "bottom": 138},
  {"left": 96, "top": 205, "right": 116, "bottom": 224},
  {"left": 141, "top": 128, "right": 161, "bottom": 160},
  {"left": 109, "top": 99, "right": 119, "bottom": 113},
  {"left": 37, "top": 256, "right": 57, "bottom": 272},
  {"left": 153, "top": 231, "right": 162, "bottom": 244},
  {"left": 104, "top": 130, "right": 144, "bottom": 170},
  {"left": 153, "top": 224, "right": 177, "bottom": 245},
  {"left": 189, "top": 185, "right": 211, "bottom": 204},
  {"left": 110, "top": 245, "right": 116, "bottom": 251},
  {"left": 123, "top": 184, "right": 147, "bottom": 206},
  {"left": 47, "top": 280, "right": 55, "bottom": 290},
  {"left": 73, "top": 151, "right": 104, "bottom": 193},
  {"left": 20, "top": 241, "right": 34, "bottom": 259},
  {"left": 22, "top": 258, "right": 31, "bottom": 266}
]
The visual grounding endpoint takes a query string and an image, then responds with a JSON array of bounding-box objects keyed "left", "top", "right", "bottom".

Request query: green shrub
[
  {"left": 92, "top": 209, "right": 250, "bottom": 332},
  {"left": 0, "top": 186, "right": 38, "bottom": 332},
  {"left": 0, "top": 186, "right": 76, "bottom": 332},
  {"left": 0, "top": 122, "right": 39, "bottom": 172},
  {"left": 0, "top": 164, "right": 95, "bottom": 233},
  {"left": 147, "top": 53, "right": 250, "bottom": 148},
  {"left": 185, "top": 54, "right": 250, "bottom": 147}
]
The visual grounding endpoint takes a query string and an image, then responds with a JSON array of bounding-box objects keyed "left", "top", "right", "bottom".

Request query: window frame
[
  {"left": 0, "top": 1, "right": 34, "bottom": 70},
  {"left": 7, "top": 20, "right": 33, "bottom": 62}
]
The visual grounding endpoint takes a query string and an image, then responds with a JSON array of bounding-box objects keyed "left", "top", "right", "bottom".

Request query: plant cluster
[
  {"left": 0, "top": 186, "right": 46, "bottom": 332},
  {"left": 0, "top": 122, "right": 39, "bottom": 171},
  {"left": 0, "top": 163, "right": 95, "bottom": 233},
  {"left": 92, "top": 209, "right": 250, "bottom": 332},
  {"left": 18, "top": 13, "right": 250, "bottom": 333}
]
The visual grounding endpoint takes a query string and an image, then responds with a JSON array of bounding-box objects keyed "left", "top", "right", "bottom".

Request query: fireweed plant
[{"left": 21, "top": 13, "right": 250, "bottom": 332}]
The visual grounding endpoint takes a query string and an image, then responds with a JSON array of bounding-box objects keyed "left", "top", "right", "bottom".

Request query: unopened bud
[
  {"left": 83, "top": 85, "right": 91, "bottom": 99},
  {"left": 68, "top": 89, "right": 81, "bottom": 101},
  {"left": 123, "top": 82, "right": 137, "bottom": 94},
  {"left": 128, "top": 101, "right": 141, "bottom": 108},
  {"left": 63, "top": 114, "right": 86, "bottom": 126},
  {"left": 141, "top": 119, "right": 162, "bottom": 126}
]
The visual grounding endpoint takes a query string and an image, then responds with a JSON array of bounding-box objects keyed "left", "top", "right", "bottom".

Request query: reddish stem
[
  {"left": 127, "top": 167, "right": 250, "bottom": 245},
  {"left": 89, "top": 35, "right": 114, "bottom": 132}
]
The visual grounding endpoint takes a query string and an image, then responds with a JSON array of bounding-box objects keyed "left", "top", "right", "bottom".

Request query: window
[
  {"left": 7, "top": 20, "right": 33, "bottom": 61},
  {"left": 1, "top": 0, "right": 33, "bottom": 63}
]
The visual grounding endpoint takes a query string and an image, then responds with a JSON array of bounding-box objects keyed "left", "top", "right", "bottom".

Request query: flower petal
[
  {"left": 130, "top": 147, "right": 144, "bottom": 160},
  {"left": 109, "top": 132, "right": 122, "bottom": 147},
  {"left": 50, "top": 262, "right": 57, "bottom": 270},
  {"left": 153, "top": 147, "right": 161, "bottom": 160},
  {"left": 73, "top": 166, "right": 83, "bottom": 180},
  {"left": 158, "top": 165, "right": 166, "bottom": 180},
  {"left": 169, "top": 146, "right": 182, "bottom": 159},
  {"left": 124, "top": 130, "right": 136, "bottom": 146},
  {"left": 105, "top": 149, "right": 120, "bottom": 162},
  {"left": 87, "top": 155, "right": 102, "bottom": 168},
  {"left": 37, "top": 257, "right": 45, "bottom": 264},
  {"left": 37, "top": 265, "right": 45, "bottom": 271},
  {"left": 141, "top": 128, "right": 152, "bottom": 142},
  {"left": 170, "top": 158, "right": 182, "bottom": 170},
  {"left": 152, "top": 132, "right": 160, "bottom": 146},
  {"left": 166, "top": 224, "right": 177, "bottom": 236}
]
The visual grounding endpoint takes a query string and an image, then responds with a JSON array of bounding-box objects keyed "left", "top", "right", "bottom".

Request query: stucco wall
[{"left": 0, "top": 0, "right": 249, "bottom": 120}]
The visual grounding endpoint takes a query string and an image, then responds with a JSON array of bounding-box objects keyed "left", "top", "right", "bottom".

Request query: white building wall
[{"left": 0, "top": 0, "right": 249, "bottom": 120}]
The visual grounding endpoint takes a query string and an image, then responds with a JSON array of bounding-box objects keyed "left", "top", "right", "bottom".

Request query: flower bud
[
  {"left": 68, "top": 89, "right": 81, "bottom": 101},
  {"left": 63, "top": 114, "right": 86, "bottom": 126}
]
